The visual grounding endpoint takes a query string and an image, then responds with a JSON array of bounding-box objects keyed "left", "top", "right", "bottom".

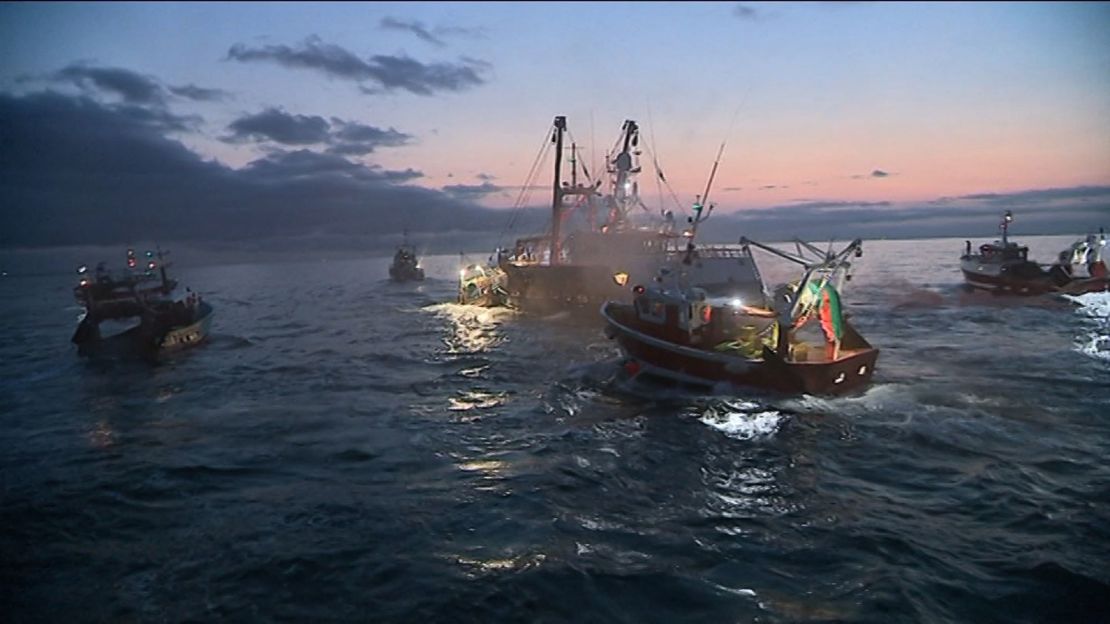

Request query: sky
[{"left": 1, "top": 1, "right": 1108, "bottom": 255}]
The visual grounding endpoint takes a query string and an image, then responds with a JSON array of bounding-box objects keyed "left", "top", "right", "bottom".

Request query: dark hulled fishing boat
[
  {"left": 71, "top": 248, "right": 213, "bottom": 359},
  {"left": 389, "top": 233, "right": 425, "bottom": 282},
  {"left": 960, "top": 211, "right": 1108, "bottom": 296},
  {"left": 459, "top": 116, "right": 767, "bottom": 313},
  {"left": 602, "top": 238, "right": 878, "bottom": 396}
]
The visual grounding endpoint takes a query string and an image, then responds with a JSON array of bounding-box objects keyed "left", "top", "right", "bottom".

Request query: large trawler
[{"left": 458, "top": 116, "right": 766, "bottom": 313}]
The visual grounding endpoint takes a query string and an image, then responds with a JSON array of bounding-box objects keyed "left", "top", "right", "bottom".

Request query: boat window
[{"left": 636, "top": 298, "right": 667, "bottom": 324}]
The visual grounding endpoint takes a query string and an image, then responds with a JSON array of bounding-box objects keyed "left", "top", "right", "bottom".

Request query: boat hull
[
  {"left": 75, "top": 301, "right": 214, "bottom": 359},
  {"left": 498, "top": 248, "right": 768, "bottom": 315},
  {"left": 602, "top": 302, "right": 878, "bottom": 396},
  {"left": 389, "top": 266, "right": 425, "bottom": 282},
  {"left": 960, "top": 258, "right": 1109, "bottom": 295}
]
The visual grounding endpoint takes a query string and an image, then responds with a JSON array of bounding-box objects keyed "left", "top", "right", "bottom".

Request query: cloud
[
  {"left": 225, "top": 108, "right": 331, "bottom": 145},
  {"left": 851, "top": 169, "right": 893, "bottom": 179},
  {"left": 54, "top": 64, "right": 166, "bottom": 105},
  {"left": 442, "top": 181, "right": 502, "bottom": 200},
  {"left": 51, "top": 63, "right": 229, "bottom": 106},
  {"left": 948, "top": 185, "right": 1110, "bottom": 206},
  {"left": 380, "top": 17, "right": 445, "bottom": 47},
  {"left": 223, "top": 109, "right": 413, "bottom": 154},
  {"left": 168, "top": 84, "right": 230, "bottom": 102},
  {"left": 328, "top": 120, "right": 412, "bottom": 155},
  {"left": 379, "top": 17, "right": 486, "bottom": 47},
  {"left": 225, "top": 37, "right": 489, "bottom": 95},
  {"left": 708, "top": 190, "right": 1110, "bottom": 242},
  {"left": 0, "top": 90, "right": 516, "bottom": 250},
  {"left": 733, "top": 3, "right": 762, "bottom": 20}
]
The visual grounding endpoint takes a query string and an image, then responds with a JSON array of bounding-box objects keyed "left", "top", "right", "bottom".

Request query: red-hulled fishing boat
[
  {"left": 602, "top": 237, "right": 878, "bottom": 397},
  {"left": 960, "top": 211, "right": 1107, "bottom": 296}
]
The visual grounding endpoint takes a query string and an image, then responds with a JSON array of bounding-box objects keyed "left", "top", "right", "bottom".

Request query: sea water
[{"left": 1, "top": 236, "right": 1107, "bottom": 622}]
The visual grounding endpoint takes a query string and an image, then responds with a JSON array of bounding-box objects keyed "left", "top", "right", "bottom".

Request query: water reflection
[
  {"left": 87, "top": 420, "right": 116, "bottom": 449},
  {"left": 425, "top": 302, "right": 516, "bottom": 354},
  {"left": 448, "top": 390, "right": 506, "bottom": 413},
  {"left": 453, "top": 452, "right": 511, "bottom": 495}
]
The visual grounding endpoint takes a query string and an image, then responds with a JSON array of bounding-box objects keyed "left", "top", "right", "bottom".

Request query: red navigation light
[
  {"left": 128, "top": 258, "right": 137, "bottom": 268},
  {"left": 633, "top": 285, "right": 645, "bottom": 294},
  {"left": 147, "top": 261, "right": 156, "bottom": 270}
]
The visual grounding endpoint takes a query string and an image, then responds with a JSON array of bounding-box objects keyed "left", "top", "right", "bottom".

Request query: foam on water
[
  {"left": 697, "top": 400, "right": 785, "bottom": 440},
  {"left": 423, "top": 301, "right": 518, "bottom": 324},
  {"left": 1065, "top": 291, "right": 1110, "bottom": 362}
]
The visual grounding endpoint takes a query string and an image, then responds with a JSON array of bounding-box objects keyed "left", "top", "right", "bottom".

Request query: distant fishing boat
[
  {"left": 602, "top": 237, "right": 878, "bottom": 396},
  {"left": 457, "top": 115, "right": 766, "bottom": 313},
  {"left": 960, "top": 211, "right": 1107, "bottom": 295},
  {"left": 71, "top": 248, "right": 213, "bottom": 359},
  {"left": 389, "top": 235, "right": 425, "bottom": 282}
]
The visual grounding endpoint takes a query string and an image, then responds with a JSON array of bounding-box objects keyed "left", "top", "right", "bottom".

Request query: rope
[{"left": 497, "top": 124, "right": 554, "bottom": 249}]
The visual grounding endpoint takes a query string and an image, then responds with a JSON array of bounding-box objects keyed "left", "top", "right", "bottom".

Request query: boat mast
[
  {"left": 550, "top": 116, "right": 567, "bottom": 266},
  {"left": 609, "top": 120, "right": 640, "bottom": 230},
  {"left": 1000, "top": 210, "right": 1012, "bottom": 246}
]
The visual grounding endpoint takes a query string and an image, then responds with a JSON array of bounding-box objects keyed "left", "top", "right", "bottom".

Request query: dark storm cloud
[
  {"left": 225, "top": 37, "right": 488, "bottom": 95},
  {"left": 52, "top": 64, "right": 229, "bottom": 105},
  {"left": 0, "top": 90, "right": 513, "bottom": 250},
  {"left": 380, "top": 17, "right": 445, "bottom": 47},
  {"left": 225, "top": 108, "right": 331, "bottom": 145}
]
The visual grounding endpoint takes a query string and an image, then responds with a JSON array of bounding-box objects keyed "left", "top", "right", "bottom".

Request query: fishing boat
[
  {"left": 457, "top": 116, "right": 766, "bottom": 312},
  {"left": 960, "top": 211, "right": 1108, "bottom": 296},
  {"left": 601, "top": 237, "right": 879, "bottom": 396},
  {"left": 71, "top": 248, "right": 213, "bottom": 359},
  {"left": 458, "top": 260, "right": 509, "bottom": 307},
  {"left": 389, "top": 236, "right": 425, "bottom": 282}
]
